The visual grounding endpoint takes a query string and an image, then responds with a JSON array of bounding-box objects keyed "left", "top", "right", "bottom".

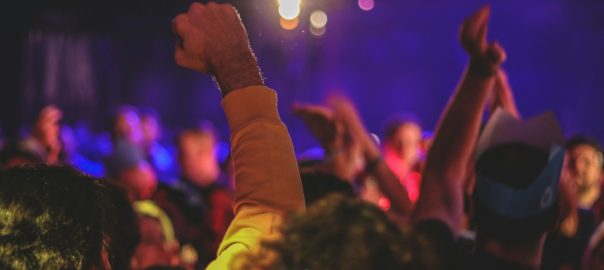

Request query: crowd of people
[{"left": 0, "top": 3, "right": 603, "bottom": 270}]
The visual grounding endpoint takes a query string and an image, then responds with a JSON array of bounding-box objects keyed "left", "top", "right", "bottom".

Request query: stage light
[
  {"left": 358, "top": 0, "right": 374, "bottom": 11},
  {"left": 280, "top": 17, "right": 299, "bottom": 30},
  {"left": 310, "top": 10, "right": 327, "bottom": 29},
  {"left": 310, "top": 25, "right": 326, "bottom": 37},
  {"left": 278, "top": 0, "right": 302, "bottom": 20}
]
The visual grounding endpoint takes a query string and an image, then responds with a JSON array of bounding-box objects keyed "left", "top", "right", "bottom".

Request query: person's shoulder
[
  {"left": 413, "top": 219, "right": 461, "bottom": 269},
  {"left": 413, "top": 218, "right": 456, "bottom": 240},
  {"left": 463, "top": 249, "right": 537, "bottom": 270}
]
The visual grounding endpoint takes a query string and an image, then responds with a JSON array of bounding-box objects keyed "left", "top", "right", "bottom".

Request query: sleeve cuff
[{"left": 221, "top": 86, "right": 282, "bottom": 132}]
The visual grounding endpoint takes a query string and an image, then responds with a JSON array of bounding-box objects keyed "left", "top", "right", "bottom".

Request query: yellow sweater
[{"left": 206, "top": 86, "right": 305, "bottom": 269}]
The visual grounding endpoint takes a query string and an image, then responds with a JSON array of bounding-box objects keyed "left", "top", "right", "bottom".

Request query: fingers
[
  {"left": 172, "top": 14, "right": 190, "bottom": 36},
  {"left": 486, "top": 41, "right": 506, "bottom": 66},
  {"left": 460, "top": 5, "right": 491, "bottom": 55},
  {"left": 189, "top": 2, "right": 204, "bottom": 13},
  {"left": 476, "top": 20, "right": 488, "bottom": 53},
  {"left": 174, "top": 46, "right": 204, "bottom": 72},
  {"left": 467, "top": 5, "right": 491, "bottom": 35},
  {"left": 173, "top": 12, "right": 208, "bottom": 72},
  {"left": 172, "top": 15, "right": 189, "bottom": 54},
  {"left": 292, "top": 103, "right": 333, "bottom": 117}
]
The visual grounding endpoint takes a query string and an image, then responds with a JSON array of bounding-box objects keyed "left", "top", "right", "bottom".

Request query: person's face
[
  {"left": 178, "top": 134, "right": 220, "bottom": 187},
  {"left": 141, "top": 116, "right": 161, "bottom": 145},
  {"left": 389, "top": 123, "right": 422, "bottom": 163},
  {"left": 119, "top": 163, "right": 157, "bottom": 201},
  {"left": 115, "top": 111, "right": 143, "bottom": 145},
  {"left": 131, "top": 216, "right": 180, "bottom": 269},
  {"left": 565, "top": 144, "right": 603, "bottom": 197}
]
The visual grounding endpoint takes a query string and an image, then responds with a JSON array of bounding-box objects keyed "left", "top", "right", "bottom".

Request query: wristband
[{"left": 364, "top": 156, "right": 383, "bottom": 172}]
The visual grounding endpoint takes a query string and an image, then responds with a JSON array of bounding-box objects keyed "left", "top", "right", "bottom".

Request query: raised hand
[
  {"left": 329, "top": 95, "right": 413, "bottom": 217},
  {"left": 489, "top": 69, "right": 521, "bottom": 118},
  {"left": 328, "top": 95, "right": 379, "bottom": 160},
  {"left": 292, "top": 103, "right": 339, "bottom": 151},
  {"left": 412, "top": 6, "right": 509, "bottom": 232},
  {"left": 172, "top": 2, "right": 263, "bottom": 95},
  {"left": 459, "top": 6, "right": 506, "bottom": 75}
]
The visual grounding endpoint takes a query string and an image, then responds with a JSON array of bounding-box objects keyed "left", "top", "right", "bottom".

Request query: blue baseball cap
[{"left": 474, "top": 110, "right": 564, "bottom": 219}]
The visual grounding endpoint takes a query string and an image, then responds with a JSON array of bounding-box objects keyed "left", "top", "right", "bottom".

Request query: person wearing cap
[{"left": 411, "top": 6, "right": 564, "bottom": 270}]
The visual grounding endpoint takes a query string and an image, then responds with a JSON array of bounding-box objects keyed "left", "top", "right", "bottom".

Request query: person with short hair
[
  {"left": 0, "top": 165, "right": 128, "bottom": 269},
  {"left": 541, "top": 135, "right": 603, "bottom": 269},
  {"left": 565, "top": 136, "right": 604, "bottom": 209}
]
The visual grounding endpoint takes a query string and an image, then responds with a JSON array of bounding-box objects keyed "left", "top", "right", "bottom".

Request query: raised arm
[
  {"left": 293, "top": 102, "right": 363, "bottom": 182},
  {"left": 489, "top": 69, "right": 521, "bottom": 119},
  {"left": 172, "top": 3, "right": 305, "bottom": 268},
  {"left": 411, "top": 6, "right": 506, "bottom": 234},
  {"left": 329, "top": 96, "right": 413, "bottom": 219}
]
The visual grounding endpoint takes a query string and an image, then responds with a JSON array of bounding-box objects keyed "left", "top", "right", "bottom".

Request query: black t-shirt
[
  {"left": 541, "top": 208, "right": 596, "bottom": 270},
  {"left": 414, "top": 219, "right": 537, "bottom": 270}
]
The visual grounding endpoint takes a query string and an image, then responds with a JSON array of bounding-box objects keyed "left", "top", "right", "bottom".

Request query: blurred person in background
[
  {"left": 131, "top": 200, "right": 193, "bottom": 270},
  {"left": 382, "top": 114, "right": 424, "bottom": 205},
  {"left": 542, "top": 136, "right": 603, "bottom": 270},
  {"left": 111, "top": 105, "right": 144, "bottom": 147},
  {"left": 565, "top": 136, "right": 604, "bottom": 210},
  {"left": 293, "top": 97, "right": 413, "bottom": 221},
  {"left": 19, "top": 105, "right": 64, "bottom": 164},
  {"left": 108, "top": 139, "right": 158, "bottom": 202},
  {"left": 584, "top": 221, "right": 604, "bottom": 270},
  {"left": 153, "top": 124, "right": 233, "bottom": 267},
  {"left": 140, "top": 108, "right": 177, "bottom": 183}
]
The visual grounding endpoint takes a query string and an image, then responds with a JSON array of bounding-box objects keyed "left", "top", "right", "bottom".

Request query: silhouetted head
[
  {"left": 0, "top": 165, "right": 130, "bottom": 269},
  {"left": 234, "top": 194, "right": 442, "bottom": 270}
]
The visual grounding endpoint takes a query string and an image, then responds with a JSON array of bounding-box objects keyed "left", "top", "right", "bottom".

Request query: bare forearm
[
  {"left": 212, "top": 50, "right": 264, "bottom": 97},
  {"left": 367, "top": 157, "right": 413, "bottom": 218},
  {"left": 427, "top": 63, "right": 495, "bottom": 178},
  {"left": 491, "top": 72, "right": 520, "bottom": 118},
  {"left": 330, "top": 96, "right": 413, "bottom": 217},
  {"left": 355, "top": 126, "right": 411, "bottom": 217},
  {"left": 413, "top": 61, "right": 496, "bottom": 230}
]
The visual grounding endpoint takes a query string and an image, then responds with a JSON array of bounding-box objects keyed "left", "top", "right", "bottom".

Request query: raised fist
[
  {"left": 459, "top": 6, "right": 506, "bottom": 75},
  {"left": 172, "top": 2, "right": 263, "bottom": 94}
]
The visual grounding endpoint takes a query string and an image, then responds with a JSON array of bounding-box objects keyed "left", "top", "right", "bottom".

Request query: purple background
[{"left": 1, "top": 0, "right": 603, "bottom": 151}]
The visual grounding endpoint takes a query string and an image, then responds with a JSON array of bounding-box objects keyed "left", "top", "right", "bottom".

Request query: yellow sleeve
[{"left": 206, "top": 86, "right": 305, "bottom": 270}]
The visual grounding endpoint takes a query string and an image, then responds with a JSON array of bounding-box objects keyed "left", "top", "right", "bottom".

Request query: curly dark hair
[
  {"left": 233, "top": 194, "right": 439, "bottom": 270},
  {"left": 0, "top": 165, "right": 135, "bottom": 270}
]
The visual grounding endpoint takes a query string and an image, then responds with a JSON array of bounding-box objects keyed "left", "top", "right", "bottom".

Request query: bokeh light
[
  {"left": 358, "top": 0, "right": 375, "bottom": 11},
  {"left": 280, "top": 17, "right": 300, "bottom": 30},
  {"left": 278, "top": 0, "right": 302, "bottom": 20},
  {"left": 310, "top": 10, "right": 328, "bottom": 29},
  {"left": 310, "top": 25, "right": 326, "bottom": 37}
]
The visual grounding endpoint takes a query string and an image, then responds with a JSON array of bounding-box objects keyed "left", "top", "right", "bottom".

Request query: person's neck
[
  {"left": 578, "top": 188, "right": 600, "bottom": 209},
  {"left": 480, "top": 235, "right": 545, "bottom": 269},
  {"left": 183, "top": 174, "right": 217, "bottom": 189}
]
